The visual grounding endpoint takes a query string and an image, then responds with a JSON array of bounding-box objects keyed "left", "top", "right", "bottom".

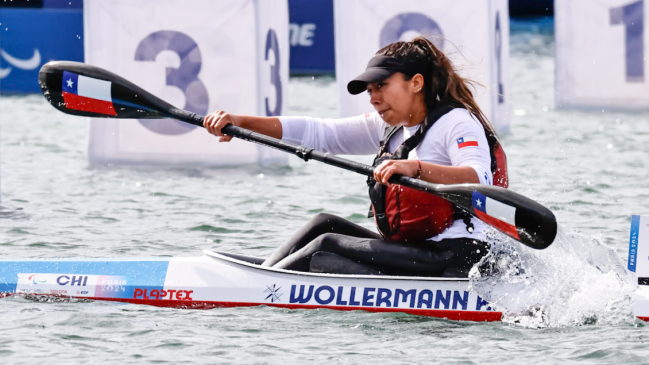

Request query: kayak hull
[{"left": 0, "top": 251, "right": 501, "bottom": 322}]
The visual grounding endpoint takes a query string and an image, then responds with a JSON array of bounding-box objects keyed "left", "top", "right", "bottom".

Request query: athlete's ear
[{"left": 411, "top": 74, "right": 425, "bottom": 94}]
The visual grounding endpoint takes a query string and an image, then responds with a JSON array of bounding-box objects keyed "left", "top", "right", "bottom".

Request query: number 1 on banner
[{"left": 610, "top": 0, "right": 645, "bottom": 83}]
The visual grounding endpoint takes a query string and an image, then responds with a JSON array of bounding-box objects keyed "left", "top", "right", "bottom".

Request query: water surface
[{"left": 2, "top": 19, "right": 649, "bottom": 363}]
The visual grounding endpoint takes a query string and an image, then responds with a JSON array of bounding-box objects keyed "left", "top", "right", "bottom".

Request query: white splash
[{"left": 469, "top": 227, "right": 637, "bottom": 328}]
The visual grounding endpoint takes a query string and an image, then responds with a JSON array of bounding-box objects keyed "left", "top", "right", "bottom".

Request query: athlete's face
[{"left": 366, "top": 72, "right": 426, "bottom": 127}]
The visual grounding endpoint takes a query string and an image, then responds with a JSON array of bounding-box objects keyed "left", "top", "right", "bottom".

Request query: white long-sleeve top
[{"left": 279, "top": 108, "right": 493, "bottom": 242}]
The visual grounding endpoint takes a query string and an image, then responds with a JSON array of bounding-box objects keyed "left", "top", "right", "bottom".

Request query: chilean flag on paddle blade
[
  {"left": 472, "top": 191, "right": 521, "bottom": 240},
  {"left": 457, "top": 136, "right": 478, "bottom": 149},
  {"left": 61, "top": 71, "right": 117, "bottom": 116}
]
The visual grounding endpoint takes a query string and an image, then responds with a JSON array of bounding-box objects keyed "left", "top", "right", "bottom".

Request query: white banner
[
  {"left": 333, "top": 0, "right": 510, "bottom": 133},
  {"left": 556, "top": 0, "right": 649, "bottom": 110},
  {"left": 84, "top": 0, "right": 289, "bottom": 165}
]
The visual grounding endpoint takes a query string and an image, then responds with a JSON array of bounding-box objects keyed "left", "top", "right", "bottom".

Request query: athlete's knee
[
  {"left": 309, "top": 213, "right": 343, "bottom": 227},
  {"left": 309, "top": 232, "right": 342, "bottom": 252}
]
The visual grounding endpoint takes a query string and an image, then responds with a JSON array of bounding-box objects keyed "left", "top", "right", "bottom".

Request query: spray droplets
[{"left": 470, "top": 228, "right": 636, "bottom": 328}]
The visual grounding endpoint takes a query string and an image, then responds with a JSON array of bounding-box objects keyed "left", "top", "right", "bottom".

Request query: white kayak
[
  {"left": 4, "top": 213, "right": 648, "bottom": 323},
  {"left": 0, "top": 250, "right": 501, "bottom": 322}
]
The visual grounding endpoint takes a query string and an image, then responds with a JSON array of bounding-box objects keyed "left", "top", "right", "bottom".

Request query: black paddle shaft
[{"left": 38, "top": 61, "right": 557, "bottom": 249}]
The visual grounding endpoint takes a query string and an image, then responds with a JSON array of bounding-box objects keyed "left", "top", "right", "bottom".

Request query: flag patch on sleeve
[{"left": 457, "top": 136, "right": 478, "bottom": 148}]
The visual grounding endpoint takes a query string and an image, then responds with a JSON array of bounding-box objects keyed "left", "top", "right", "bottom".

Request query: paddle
[{"left": 38, "top": 61, "right": 557, "bottom": 249}]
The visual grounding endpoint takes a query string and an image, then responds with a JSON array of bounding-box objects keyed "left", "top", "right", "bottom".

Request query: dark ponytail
[{"left": 376, "top": 36, "right": 497, "bottom": 136}]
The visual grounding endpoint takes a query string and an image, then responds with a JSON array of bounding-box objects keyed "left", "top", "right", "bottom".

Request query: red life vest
[{"left": 368, "top": 104, "right": 508, "bottom": 243}]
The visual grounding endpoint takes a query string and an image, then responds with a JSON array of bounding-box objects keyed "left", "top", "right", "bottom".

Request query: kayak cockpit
[
  {"left": 208, "top": 251, "right": 470, "bottom": 279},
  {"left": 213, "top": 251, "right": 265, "bottom": 265},
  {"left": 214, "top": 251, "right": 386, "bottom": 275}
]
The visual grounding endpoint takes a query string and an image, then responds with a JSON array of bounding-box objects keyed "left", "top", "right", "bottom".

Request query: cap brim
[{"left": 347, "top": 68, "right": 396, "bottom": 95}]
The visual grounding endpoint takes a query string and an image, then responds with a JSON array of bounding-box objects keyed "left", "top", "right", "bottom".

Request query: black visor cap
[{"left": 347, "top": 56, "right": 427, "bottom": 95}]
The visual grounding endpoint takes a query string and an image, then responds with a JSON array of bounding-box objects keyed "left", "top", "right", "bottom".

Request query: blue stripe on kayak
[
  {"left": 629, "top": 215, "right": 641, "bottom": 272},
  {"left": 0, "top": 258, "right": 171, "bottom": 295}
]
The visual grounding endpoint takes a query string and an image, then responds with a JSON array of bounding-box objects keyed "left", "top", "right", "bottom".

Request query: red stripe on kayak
[
  {"left": 474, "top": 209, "right": 520, "bottom": 240},
  {"left": 637, "top": 316, "right": 649, "bottom": 322},
  {"left": 62, "top": 91, "right": 117, "bottom": 116},
  {"left": 3, "top": 293, "right": 502, "bottom": 322},
  {"left": 73, "top": 296, "right": 503, "bottom": 322}
]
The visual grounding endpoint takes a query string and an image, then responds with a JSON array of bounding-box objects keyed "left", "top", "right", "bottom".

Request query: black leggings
[{"left": 262, "top": 213, "right": 490, "bottom": 277}]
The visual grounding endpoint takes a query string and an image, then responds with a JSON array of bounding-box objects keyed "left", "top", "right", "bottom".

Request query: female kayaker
[{"left": 204, "top": 37, "right": 507, "bottom": 277}]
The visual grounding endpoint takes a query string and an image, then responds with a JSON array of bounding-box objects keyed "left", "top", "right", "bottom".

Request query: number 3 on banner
[
  {"left": 265, "top": 29, "right": 283, "bottom": 117},
  {"left": 609, "top": 0, "right": 645, "bottom": 83},
  {"left": 134, "top": 30, "right": 210, "bottom": 135}
]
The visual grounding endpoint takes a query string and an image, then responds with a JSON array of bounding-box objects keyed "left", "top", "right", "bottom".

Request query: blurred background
[
  {"left": 2, "top": 1, "right": 649, "bottom": 362},
  {"left": 0, "top": 0, "right": 553, "bottom": 92}
]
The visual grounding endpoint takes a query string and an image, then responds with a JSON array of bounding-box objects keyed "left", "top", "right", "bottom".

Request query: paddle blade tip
[
  {"left": 515, "top": 212, "right": 558, "bottom": 250},
  {"left": 38, "top": 61, "right": 170, "bottom": 120}
]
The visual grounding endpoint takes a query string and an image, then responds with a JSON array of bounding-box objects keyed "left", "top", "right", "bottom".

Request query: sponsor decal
[
  {"left": 28, "top": 275, "right": 48, "bottom": 285},
  {"left": 263, "top": 284, "right": 283, "bottom": 303},
  {"left": 288, "top": 285, "right": 492, "bottom": 311},
  {"left": 133, "top": 288, "right": 194, "bottom": 301},
  {"left": 96, "top": 276, "right": 130, "bottom": 298},
  {"left": 17, "top": 274, "right": 132, "bottom": 299},
  {"left": 99, "top": 278, "right": 127, "bottom": 292},
  {"left": 629, "top": 215, "right": 640, "bottom": 272},
  {"left": 56, "top": 275, "right": 89, "bottom": 286}
]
